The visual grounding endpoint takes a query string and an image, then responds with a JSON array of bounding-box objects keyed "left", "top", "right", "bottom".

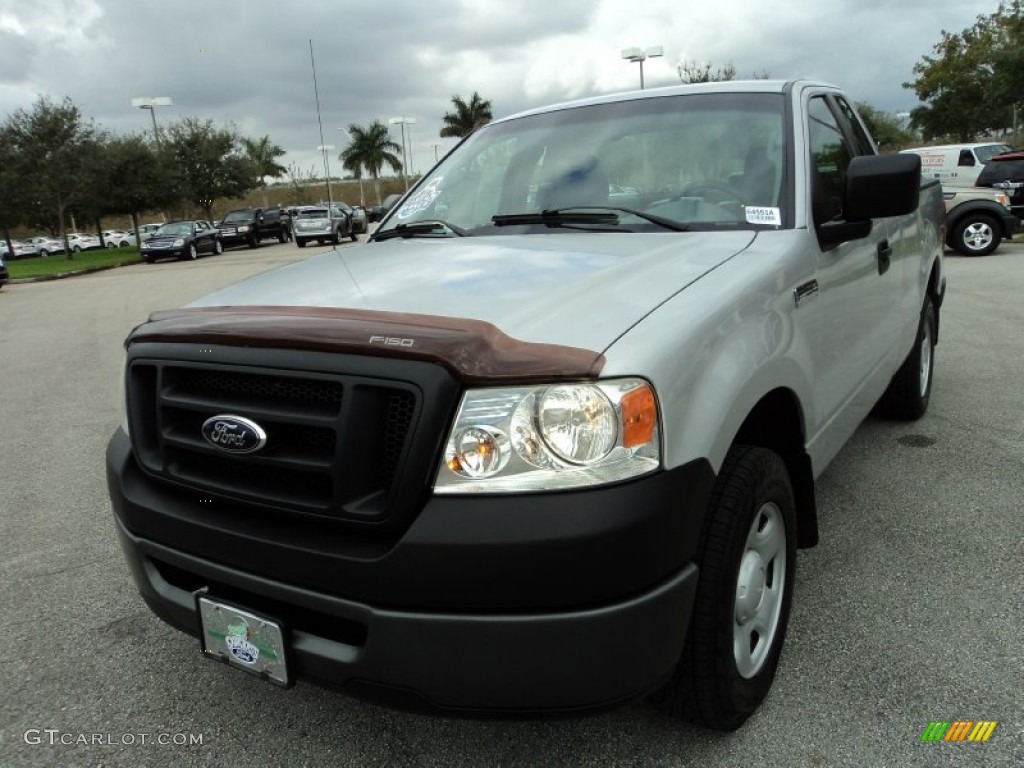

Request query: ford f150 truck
[{"left": 107, "top": 80, "right": 945, "bottom": 731}]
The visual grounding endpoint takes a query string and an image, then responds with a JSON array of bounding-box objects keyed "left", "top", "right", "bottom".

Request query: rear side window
[
  {"left": 977, "top": 157, "right": 1024, "bottom": 185},
  {"left": 958, "top": 149, "right": 975, "bottom": 167}
]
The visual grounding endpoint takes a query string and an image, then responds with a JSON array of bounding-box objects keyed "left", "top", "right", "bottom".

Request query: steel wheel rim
[
  {"left": 963, "top": 221, "right": 993, "bottom": 252},
  {"left": 919, "top": 313, "right": 932, "bottom": 397},
  {"left": 734, "top": 501, "right": 787, "bottom": 679}
]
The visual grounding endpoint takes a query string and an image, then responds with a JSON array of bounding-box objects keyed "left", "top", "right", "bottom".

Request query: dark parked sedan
[
  {"left": 976, "top": 151, "right": 1024, "bottom": 218},
  {"left": 140, "top": 221, "right": 223, "bottom": 263}
]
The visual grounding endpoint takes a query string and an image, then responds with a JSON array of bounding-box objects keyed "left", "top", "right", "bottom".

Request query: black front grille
[{"left": 128, "top": 360, "right": 421, "bottom": 521}]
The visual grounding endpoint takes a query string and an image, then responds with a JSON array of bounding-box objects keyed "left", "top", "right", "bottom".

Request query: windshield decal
[
  {"left": 744, "top": 207, "right": 781, "bottom": 226},
  {"left": 396, "top": 177, "right": 443, "bottom": 219}
]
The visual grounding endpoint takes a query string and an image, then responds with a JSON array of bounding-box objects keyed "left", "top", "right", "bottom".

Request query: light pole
[
  {"left": 317, "top": 144, "right": 336, "bottom": 207},
  {"left": 388, "top": 116, "right": 416, "bottom": 191},
  {"left": 130, "top": 96, "right": 173, "bottom": 142},
  {"left": 338, "top": 128, "right": 365, "bottom": 206},
  {"left": 621, "top": 46, "right": 663, "bottom": 89}
]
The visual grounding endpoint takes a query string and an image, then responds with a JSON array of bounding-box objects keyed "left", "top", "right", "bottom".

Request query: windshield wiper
[
  {"left": 492, "top": 207, "right": 690, "bottom": 232},
  {"left": 491, "top": 210, "right": 620, "bottom": 227},
  {"left": 372, "top": 220, "right": 468, "bottom": 241}
]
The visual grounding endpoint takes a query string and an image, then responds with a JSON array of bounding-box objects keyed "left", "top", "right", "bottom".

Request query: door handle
[{"left": 877, "top": 240, "right": 892, "bottom": 275}]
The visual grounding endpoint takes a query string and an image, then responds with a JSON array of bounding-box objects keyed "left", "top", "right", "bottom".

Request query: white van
[{"left": 901, "top": 143, "right": 1013, "bottom": 186}]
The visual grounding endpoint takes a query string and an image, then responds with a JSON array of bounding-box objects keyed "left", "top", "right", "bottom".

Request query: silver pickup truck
[{"left": 107, "top": 80, "right": 945, "bottom": 731}]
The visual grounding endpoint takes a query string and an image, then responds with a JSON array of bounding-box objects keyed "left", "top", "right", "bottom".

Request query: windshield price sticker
[{"left": 745, "top": 207, "right": 782, "bottom": 226}]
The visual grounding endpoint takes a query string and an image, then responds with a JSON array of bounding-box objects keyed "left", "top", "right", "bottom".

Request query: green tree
[
  {"left": 160, "top": 118, "right": 257, "bottom": 220},
  {"left": 0, "top": 123, "right": 28, "bottom": 258},
  {"left": 439, "top": 92, "right": 493, "bottom": 138},
  {"left": 4, "top": 96, "right": 100, "bottom": 258},
  {"left": 241, "top": 135, "right": 287, "bottom": 208},
  {"left": 904, "top": 2, "right": 1023, "bottom": 141},
  {"left": 94, "top": 135, "right": 180, "bottom": 244},
  {"left": 339, "top": 120, "right": 403, "bottom": 204},
  {"left": 854, "top": 102, "right": 915, "bottom": 150},
  {"left": 676, "top": 62, "right": 770, "bottom": 84}
]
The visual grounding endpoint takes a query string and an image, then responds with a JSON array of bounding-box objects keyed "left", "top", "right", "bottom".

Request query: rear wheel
[
  {"left": 650, "top": 445, "right": 796, "bottom": 731},
  {"left": 876, "top": 295, "right": 936, "bottom": 420},
  {"left": 949, "top": 214, "right": 1000, "bottom": 256}
]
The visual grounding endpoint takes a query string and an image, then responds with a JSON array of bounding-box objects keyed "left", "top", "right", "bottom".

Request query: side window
[
  {"left": 958, "top": 150, "right": 975, "bottom": 167},
  {"left": 835, "top": 97, "right": 876, "bottom": 155},
  {"left": 808, "top": 96, "right": 853, "bottom": 223}
]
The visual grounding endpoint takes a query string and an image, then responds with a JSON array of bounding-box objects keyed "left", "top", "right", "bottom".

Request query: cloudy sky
[{"left": 0, "top": 0, "right": 993, "bottom": 183}]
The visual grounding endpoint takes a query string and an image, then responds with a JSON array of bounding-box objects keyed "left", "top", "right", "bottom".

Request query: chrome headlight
[
  {"left": 172, "top": 238, "right": 185, "bottom": 246},
  {"left": 237, "top": 225, "right": 250, "bottom": 232},
  {"left": 435, "top": 378, "right": 660, "bottom": 493}
]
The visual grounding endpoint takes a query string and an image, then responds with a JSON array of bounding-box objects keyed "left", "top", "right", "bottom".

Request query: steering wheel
[{"left": 678, "top": 181, "right": 746, "bottom": 206}]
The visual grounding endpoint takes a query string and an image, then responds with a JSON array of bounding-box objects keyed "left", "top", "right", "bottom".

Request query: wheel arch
[{"left": 730, "top": 388, "right": 818, "bottom": 549}]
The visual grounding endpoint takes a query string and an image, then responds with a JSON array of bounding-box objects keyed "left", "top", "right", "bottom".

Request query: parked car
[
  {"left": 102, "top": 230, "right": 137, "bottom": 248},
  {"left": 139, "top": 220, "right": 223, "bottom": 263},
  {"left": 137, "top": 223, "right": 164, "bottom": 242},
  {"left": 108, "top": 80, "right": 945, "bottom": 729},
  {"left": 0, "top": 240, "right": 39, "bottom": 260},
  {"left": 25, "top": 236, "right": 66, "bottom": 257},
  {"left": 942, "top": 186, "right": 1019, "bottom": 256},
  {"left": 292, "top": 205, "right": 355, "bottom": 247},
  {"left": 0, "top": 254, "right": 8, "bottom": 289},
  {"left": 364, "top": 204, "right": 385, "bottom": 223},
  {"left": 901, "top": 143, "right": 1014, "bottom": 187},
  {"left": 215, "top": 208, "right": 292, "bottom": 248},
  {"left": 337, "top": 201, "right": 367, "bottom": 234},
  {"left": 975, "top": 150, "right": 1024, "bottom": 218},
  {"left": 66, "top": 233, "right": 102, "bottom": 252}
]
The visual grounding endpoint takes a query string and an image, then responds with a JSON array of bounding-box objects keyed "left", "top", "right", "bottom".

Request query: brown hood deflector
[{"left": 129, "top": 306, "right": 606, "bottom": 383}]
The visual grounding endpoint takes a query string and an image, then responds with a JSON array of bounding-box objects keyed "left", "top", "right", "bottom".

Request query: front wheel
[
  {"left": 650, "top": 445, "right": 796, "bottom": 731},
  {"left": 296, "top": 238, "right": 307, "bottom": 248},
  {"left": 876, "top": 295, "right": 936, "bottom": 420},
  {"left": 185, "top": 243, "right": 198, "bottom": 261},
  {"left": 949, "top": 214, "right": 1000, "bottom": 256},
  {"left": 213, "top": 238, "right": 223, "bottom": 255}
]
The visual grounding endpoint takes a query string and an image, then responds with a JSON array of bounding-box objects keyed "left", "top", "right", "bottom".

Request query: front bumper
[
  {"left": 141, "top": 246, "right": 188, "bottom": 260},
  {"left": 107, "top": 430, "right": 711, "bottom": 713}
]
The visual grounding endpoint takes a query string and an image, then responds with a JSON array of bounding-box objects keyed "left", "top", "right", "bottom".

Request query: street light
[
  {"left": 130, "top": 96, "right": 173, "bottom": 142},
  {"left": 317, "top": 144, "right": 336, "bottom": 207},
  {"left": 338, "top": 128, "right": 365, "bottom": 206},
  {"left": 388, "top": 116, "right": 416, "bottom": 191},
  {"left": 621, "top": 46, "right": 663, "bottom": 89}
]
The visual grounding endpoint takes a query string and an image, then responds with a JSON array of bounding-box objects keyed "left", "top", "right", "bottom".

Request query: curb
[{"left": 9, "top": 260, "right": 143, "bottom": 284}]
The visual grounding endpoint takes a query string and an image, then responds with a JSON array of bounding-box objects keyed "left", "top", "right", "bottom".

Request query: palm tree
[
  {"left": 440, "top": 92, "right": 493, "bottom": 138},
  {"left": 339, "top": 121, "right": 402, "bottom": 204},
  {"left": 241, "top": 135, "right": 287, "bottom": 208}
]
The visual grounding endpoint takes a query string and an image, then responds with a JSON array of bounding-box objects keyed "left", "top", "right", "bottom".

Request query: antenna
[{"left": 309, "top": 39, "right": 334, "bottom": 208}]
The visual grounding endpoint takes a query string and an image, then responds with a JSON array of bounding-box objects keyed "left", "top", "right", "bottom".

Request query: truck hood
[{"left": 188, "top": 232, "right": 755, "bottom": 351}]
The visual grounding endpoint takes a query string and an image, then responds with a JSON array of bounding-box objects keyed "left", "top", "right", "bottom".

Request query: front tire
[
  {"left": 213, "top": 238, "right": 223, "bottom": 255},
  {"left": 185, "top": 243, "right": 198, "bottom": 261},
  {"left": 949, "top": 214, "right": 1000, "bottom": 256},
  {"left": 296, "top": 238, "right": 307, "bottom": 248},
  {"left": 876, "top": 295, "right": 936, "bottom": 420},
  {"left": 650, "top": 445, "right": 796, "bottom": 731}
]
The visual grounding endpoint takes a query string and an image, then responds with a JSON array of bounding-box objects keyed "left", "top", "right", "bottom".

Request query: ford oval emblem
[{"left": 201, "top": 414, "right": 267, "bottom": 454}]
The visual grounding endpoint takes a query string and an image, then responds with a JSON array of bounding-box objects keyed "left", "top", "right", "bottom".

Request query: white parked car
[
  {"left": 25, "top": 236, "right": 66, "bottom": 257},
  {"left": 137, "top": 223, "right": 164, "bottom": 242},
  {"left": 0, "top": 240, "right": 38, "bottom": 260},
  {"left": 66, "top": 233, "right": 102, "bottom": 252},
  {"left": 102, "top": 230, "right": 138, "bottom": 248}
]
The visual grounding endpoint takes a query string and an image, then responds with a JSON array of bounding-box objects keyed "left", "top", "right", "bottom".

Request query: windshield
[
  {"left": 977, "top": 144, "right": 1014, "bottom": 164},
  {"left": 378, "top": 92, "right": 787, "bottom": 236},
  {"left": 156, "top": 223, "right": 193, "bottom": 236},
  {"left": 222, "top": 211, "right": 254, "bottom": 223}
]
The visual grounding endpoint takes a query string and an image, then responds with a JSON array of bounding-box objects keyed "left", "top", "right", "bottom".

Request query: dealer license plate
[{"left": 197, "top": 596, "right": 290, "bottom": 687}]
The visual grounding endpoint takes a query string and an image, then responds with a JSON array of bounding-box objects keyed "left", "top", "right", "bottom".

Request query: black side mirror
[{"left": 818, "top": 154, "right": 921, "bottom": 248}]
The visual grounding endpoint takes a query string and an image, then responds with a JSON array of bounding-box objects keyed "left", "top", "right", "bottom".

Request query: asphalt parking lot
[{"left": 0, "top": 238, "right": 1021, "bottom": 767}]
